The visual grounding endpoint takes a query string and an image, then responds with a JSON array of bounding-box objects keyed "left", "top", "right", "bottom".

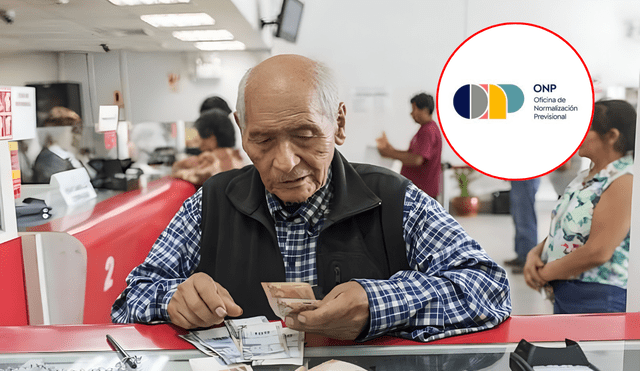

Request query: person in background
[
  {"left": 112, "top": 54, "right": 510, "bottom": 342},
  {"left": 524, "top": 99, "right": 635, "bottom": 314},
  {"left": 504, "top": 178, "right": 541, "bottom": 274},
  {"left": 31, "top": 106, "right": 90, "bottom": 184},
  {"left": 200, "top": 95, "right": 232, "bottom": 115},
  {"left": 186, "top": 96, "right": 234, "bottom": 152},
  {"left": 376, "top": 93, "right": 442, "bottom": 199},
  {"left": 171, "top": 108, "right": 243, "bottom": 187}
]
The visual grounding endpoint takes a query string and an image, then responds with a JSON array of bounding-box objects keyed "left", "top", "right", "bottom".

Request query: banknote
[
  {"left": 275, "top": 298, "right": 319, "bottom": 318},
  {"left": 192, "top": 326, "right": 244, "bottom": 365},
  {"left": 261, "top": 282, "right": 318, "bottom": 319}
]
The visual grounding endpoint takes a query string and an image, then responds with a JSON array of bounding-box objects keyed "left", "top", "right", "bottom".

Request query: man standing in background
[{"left": 376, "top": 93, "right": 442, "bottom": 199}]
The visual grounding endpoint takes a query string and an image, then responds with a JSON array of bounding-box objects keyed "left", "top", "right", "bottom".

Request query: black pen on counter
[{"left": 106, "top": 334, "right": 137, "bottom": 369}]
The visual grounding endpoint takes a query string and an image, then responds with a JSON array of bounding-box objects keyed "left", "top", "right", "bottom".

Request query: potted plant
[{"left": 450, "top": 166, "right": 480, "bottom": 217}]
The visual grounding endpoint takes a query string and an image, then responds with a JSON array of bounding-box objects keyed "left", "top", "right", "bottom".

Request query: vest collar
[{"left": 225, "top": 150, "right": 381, "bottom": 224}]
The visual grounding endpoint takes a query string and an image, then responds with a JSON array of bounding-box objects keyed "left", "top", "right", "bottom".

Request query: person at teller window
[{"left": 171, "top": 108, "right": 244, "bottom": 187}]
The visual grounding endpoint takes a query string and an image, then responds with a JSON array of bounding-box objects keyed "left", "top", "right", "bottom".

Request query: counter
[
  {"left": 8, "top": 177, "right": 196, "bottom": 326},
  {"left": 0, "top": 313, "right": 639, "bottom": 370}
]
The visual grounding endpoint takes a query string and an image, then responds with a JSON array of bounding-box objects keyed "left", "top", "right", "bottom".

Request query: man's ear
[
  {"left": 233, "top": 112, "right": 243, "bottom": 133},
  {"left": 334, "top": 102, "right": 346, "bottom": 145},
  {"left": 607, "top": 128, "right": 621, "bottom": 144}
]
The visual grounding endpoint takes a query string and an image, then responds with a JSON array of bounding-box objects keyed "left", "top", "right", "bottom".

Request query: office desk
[{"left": 1, "top": 313, "right": 639, "bottom": 370}]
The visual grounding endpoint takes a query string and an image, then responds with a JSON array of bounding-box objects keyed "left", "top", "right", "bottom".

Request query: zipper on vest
[{"left": 334, "top": 265, "right": 341, "bottom": 285}]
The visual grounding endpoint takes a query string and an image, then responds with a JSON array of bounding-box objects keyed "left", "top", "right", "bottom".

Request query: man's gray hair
[{"left": 235, "top": 59, "right": 339, "bottom": 131}]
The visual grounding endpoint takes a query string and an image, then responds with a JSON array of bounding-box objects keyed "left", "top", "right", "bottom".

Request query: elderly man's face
[
  {"left": 240, "top": 56, "right": 345, "bottom": 204},
  {"left": 243, "top": 89, "right": 343, "bottom": 204}
]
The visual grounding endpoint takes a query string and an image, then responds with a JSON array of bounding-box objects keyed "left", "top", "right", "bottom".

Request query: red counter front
[
  {"left": 0, "top": 237, "right": 28, "bottom": 326},
  {"left": 28, "top": 177, "right": 196, "bottom": 324}
]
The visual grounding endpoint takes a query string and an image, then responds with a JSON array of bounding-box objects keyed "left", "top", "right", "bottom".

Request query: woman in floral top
[{"left": 524, "top": 100, "right": 636, "bottom": 314}]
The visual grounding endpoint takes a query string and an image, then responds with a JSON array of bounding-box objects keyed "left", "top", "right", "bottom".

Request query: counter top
[{"left": 2, "top": 312, "right": 640, "bottom": 354}]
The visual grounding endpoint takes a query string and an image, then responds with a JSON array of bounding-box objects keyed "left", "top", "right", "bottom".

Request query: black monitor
[
  {"left": 26, "top": 82, "right": 83, "bottom": 127},
  {"left": 275, "top": 0, "right": 304, "bottom": 43}
]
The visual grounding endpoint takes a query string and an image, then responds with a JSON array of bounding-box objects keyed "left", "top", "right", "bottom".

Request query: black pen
[{"left": 106, "top": 334, "right": 137, "bottom": 369}]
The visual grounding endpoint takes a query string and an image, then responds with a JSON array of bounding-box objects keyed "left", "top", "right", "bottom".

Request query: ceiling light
[
  {"left": 195, "top": 41, "right": 246, "bottom": 51},
  {"left": 109, "top": 0, "right": 190, "bottom": 5},
  {"left": 141, "top": 13, "right": 214, "bottom": 28},
  {"left": 172, "top": 29, "right": 233, "bottom": 41}
]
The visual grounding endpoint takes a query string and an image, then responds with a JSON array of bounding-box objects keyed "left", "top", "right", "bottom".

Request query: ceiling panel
[{"left": 0, "top": 0, "right": 270, "bottom": 54}]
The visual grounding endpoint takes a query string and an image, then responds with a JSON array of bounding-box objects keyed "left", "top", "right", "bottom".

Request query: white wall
[
  {"left": 0, "top": 53, "right": 58, "bottom": 87},
  {"left": 124, "top": 51, "right": 266, "bottom": 124},
  {"left": 628, "top": 72, "right": 640, "bottom": 312},
  {"left": 271, "top": 0, "right": 468, "bottom": 165},
  {"left": 467, "top": 0, "right": 640, "bottom": 89},
  {"left": 61, "top": 50, "right": 267, "bottom": 126}
]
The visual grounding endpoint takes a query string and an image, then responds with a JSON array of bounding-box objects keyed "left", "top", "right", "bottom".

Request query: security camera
[
  {"left": 101, "top": 43, "right": 110, "bottom": 52},
  {"left": 0, "top": 9, "right": 15, "bottom": 24}
]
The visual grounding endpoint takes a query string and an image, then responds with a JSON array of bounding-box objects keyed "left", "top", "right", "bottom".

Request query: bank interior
[{"left": 1, "top": 1, "right": 640, "bottom": 370}]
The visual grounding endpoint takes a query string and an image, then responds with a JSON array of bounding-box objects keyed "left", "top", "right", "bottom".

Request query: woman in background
[
  {"left": 171, "top": 108, "right": 244, "bottom": 187},
  {"left": 524, "top": 99, "right": 635, "bottom": 314}
]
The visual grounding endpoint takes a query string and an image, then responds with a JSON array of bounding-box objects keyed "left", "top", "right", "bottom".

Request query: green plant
[{"left": 453, "top": 167, "right": 477, "bottom": 198}]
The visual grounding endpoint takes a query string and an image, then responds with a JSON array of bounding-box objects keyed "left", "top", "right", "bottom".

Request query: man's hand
[
  {"left": 168, "top": 272, "right": 243, "bottom": 329},
  {"left": 376, "top": 132, "right": 394, "bottom": 157},
  {"left": 284, "top": 281, "right": 370, "bottom": 340}
]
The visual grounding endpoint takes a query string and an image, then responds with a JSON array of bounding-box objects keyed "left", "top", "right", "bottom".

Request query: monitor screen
[
  {"left": 26, "top": 83, "right": 83, "bottom": 128},
  {"left": 276, "top": 0, "right": 304, "bottom": 43}
]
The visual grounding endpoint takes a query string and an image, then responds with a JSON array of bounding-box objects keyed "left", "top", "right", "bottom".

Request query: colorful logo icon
[{"left": 453, "top": 84, "right": 524, "bottom": 119}]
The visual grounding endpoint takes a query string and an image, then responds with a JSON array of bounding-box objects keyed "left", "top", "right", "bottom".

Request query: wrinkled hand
[
  {"left": 523, "top": 250, "right": 547, "bottom": 290},
  {"left": 168, "top": 272, "right": 243, "bottom": 329},
  {"left": 375, "top": 132, "right": 393, "bottom": 157},
  {"left": 284, "top": 282, "right": 370, "bottom": 340}
]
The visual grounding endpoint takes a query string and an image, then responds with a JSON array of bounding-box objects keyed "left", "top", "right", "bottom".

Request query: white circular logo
[{"left": 437, "top": 23, "right": 594, "bottom": 180}]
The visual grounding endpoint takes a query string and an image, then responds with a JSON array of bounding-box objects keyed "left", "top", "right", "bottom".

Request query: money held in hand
[{"left": 261, "top": 282, "right": 318, "bottom": 319}]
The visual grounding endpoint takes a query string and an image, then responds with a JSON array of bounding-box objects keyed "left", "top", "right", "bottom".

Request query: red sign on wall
[
  {"left": 104, "top": 131, "right": 116, "bottom": 150},
  {"left": 9, "top": 141, "right": 20, "bottom": 199},
  {"left": 0, "top": 88, "right": 12, "bottom": 140}
]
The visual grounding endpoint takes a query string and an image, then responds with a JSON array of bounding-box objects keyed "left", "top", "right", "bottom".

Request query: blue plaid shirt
[{"left": 112, "top": 175, "right": 511, "bottom": 342}]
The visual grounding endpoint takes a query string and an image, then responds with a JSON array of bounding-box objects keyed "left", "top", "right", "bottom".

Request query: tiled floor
[{"left": 455, "top": 199, "right": 556, "bottom": 315}]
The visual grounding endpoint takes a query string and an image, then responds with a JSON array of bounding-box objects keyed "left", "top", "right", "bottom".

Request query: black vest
[{"left": 196, "top": 150, "right": 411, "bottom": 319}]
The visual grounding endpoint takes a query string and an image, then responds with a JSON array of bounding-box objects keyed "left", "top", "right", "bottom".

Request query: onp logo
[{"left": 453, "top": 84, "right": 524, "bottom": 119}]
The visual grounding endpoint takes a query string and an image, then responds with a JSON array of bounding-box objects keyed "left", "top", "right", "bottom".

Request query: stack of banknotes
[{"left": 181, "top": 282, "right": 319, "bottom": 367}]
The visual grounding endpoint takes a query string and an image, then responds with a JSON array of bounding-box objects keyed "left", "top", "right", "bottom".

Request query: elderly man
[{"left": 112, "top": 54, "right": 511, "bottom": 342}]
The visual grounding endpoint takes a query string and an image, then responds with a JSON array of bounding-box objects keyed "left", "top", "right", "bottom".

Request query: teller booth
[
  {"left": 20, "top": 176, "right": 197, "bottom": 324},
  {"left": 1, "top": 175, "right": 197, "bottom": 326}
]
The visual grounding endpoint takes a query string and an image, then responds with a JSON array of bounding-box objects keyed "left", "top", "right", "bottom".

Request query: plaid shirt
[
  {"left": 112, "top": 174, "right": 511, "bottom": 342},
  {"left": 267, "top": 169, "right": 333, "bottom": 285}
]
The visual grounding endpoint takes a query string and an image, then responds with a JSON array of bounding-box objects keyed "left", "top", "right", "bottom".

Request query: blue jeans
[
  {"left": 510, "top": 179, "right": 540, "bottom": 262},
  {"left": 551, "top": 280, "right": 627, "bottom": 314}
]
